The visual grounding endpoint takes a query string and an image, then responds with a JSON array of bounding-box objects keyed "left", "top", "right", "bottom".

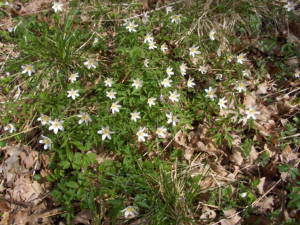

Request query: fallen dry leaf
[
  {"left": 281, "top": 145, "right": 298, "bottom": 163},
  {"left": 256, "top": 196, "right": 274, "bottom": 212},
  {"left": 220, "top": 209, "right": 242, "bottom": 225},
  {"left": 6, "top": 175, "right": 43, "bottom": 205},
  {"left": 257, "top": 177, "right": 266, "bottom": 195},
  {"left": 256, "top": 82, "right": 269, "bottom": 95},
  {"left": 184, "top": 147, "right": 194, "bottom": 161},
  {"left": 72, "top": 210, "right": 92, "bottom": 225},
  {"left": 249, "top": 146, "right": 258, "bottom": 163},
  {"left": 230, "top": 150, "right": 243, "bottom": 166},
  {"left": 200, "top": 206, "right": 216, "bottom": 220}
]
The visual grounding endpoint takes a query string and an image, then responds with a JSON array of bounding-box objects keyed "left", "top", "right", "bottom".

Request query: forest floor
[{"left": 0, "top": 0, "right": 299, "bottom": 225}]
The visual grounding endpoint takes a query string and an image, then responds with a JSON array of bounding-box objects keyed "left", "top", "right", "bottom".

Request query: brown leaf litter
[{"left": 0, "top": 144, "right": 60, "bottom": 225}]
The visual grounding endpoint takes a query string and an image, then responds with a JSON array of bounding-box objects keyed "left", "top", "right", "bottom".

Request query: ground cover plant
[{"left": 0, "top": 0, "right": 299, "bottom": 224}]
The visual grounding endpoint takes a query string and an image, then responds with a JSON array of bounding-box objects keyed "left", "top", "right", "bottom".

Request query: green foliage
[{"left": 0, "top": 0, "right": 299, "bottom": 224}]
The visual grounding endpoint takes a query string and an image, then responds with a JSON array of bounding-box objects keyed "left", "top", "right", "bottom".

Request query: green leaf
[{"left": 66, "top": 181, "right": 79, "bottom": 189}]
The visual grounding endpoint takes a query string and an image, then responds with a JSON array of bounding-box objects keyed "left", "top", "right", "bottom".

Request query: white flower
[
  {"left": 144, "top": 59, "right": 149, "bottom": 68},
  {"left": 187, "top": 77, "right": 195, "bottom": 88},
  {"left": 52, "top": 2, "right": 63, "bottom": 13},
  {"left": 166, "top": 6, "right": 173, "bottom": 14},
  {"left": 106, "top": 90, "right": 117, "bottom": 100},
  {"left": 49, "top": 119, "right": 64, "bottom": 134},
  {"left": 69, "top": 73, "right": 79, "bottom": 83},
  {"left": 125, "top": 21, "right": 138, "bottom": 32},
  {"left": 136, "top": 127, "right": 149, "bottom": 142},
  {"left": 189, "top": 46, "right": 201, "bottom": 57},
  {"left": 148, "top": 41, "right": 157, "bottom": 50},
  {"left": 21, "top": 65, "right": 35, "bottom": 76},
  {"left": 77, "top": 112, "right": 92, "bottom": 125},
  {"left": 166, "top": 113, "right": 179, "bottom": 126},
  {"left": 84, "top": 58, "right": 98, "bottom": 69},
  {"left": 198, "top": 65, "right": 209, "bottom": 74},
  {"left": 104, "top": 77, "right": 114, "bottom": 87},
  {"left": 218, "top": 97, "right": 227, "bottom": 109},
  {"left": 147, "top": 97, "right": 156, "bottom": 107},
  {"left": 180, "top": 63, "right": 187, "bottom": 76},
  {"left": 161, "top": 43, "right": 168, "bottom": 54},
  {"left": 37, "top": 114, "right": 51, "bottom": 125},
  {"left": 111, "top": 102, "right": 121, "bottom": 114},
  {"left": 7, "top": 26, "right": 16, "bottom": 33},
  {"left": 93, "top": 37, "right": 99, "bottom": 46},
  {"left": 144, "top": 33, "right": 154, "bottom": 43},
  {"left": 122, "top": 206, "right": 139, "bottom": 219},
  {"left": 156, "top": 127, "right": 168, "bottom": 138},
  {"left": 166, "top": 66, "right": 174, "bottom": 76},
  {"left": 240, "top": 192, "right": 247, "bottom": 198},
  {"left": 205, "top": 87, "right": 217, "bottom": 99},
  {"left": 171, "top": 15, "right": 182, "bottom": 24},
  {"left": 161, "top": 77, "right": 172, "bottom": 88},
  {"left": 242, "top": 70, "right": 251, "bottom": 78},
  {"left": 97, "top": 127, "right": 114, "bottom": 140},
  {"left": 130, "top": 112, "right": 141, "bottom": 122},
  {"left": 142, "top": 12, "right": 149, "bottom": 24},
  {"left": 132, "top": 78, "right": 143, "bottom": 89},
  {"left": 209, "top": 29, "right": 216, "bottom": 40},
  {"left": 235, "top": 81, "right": 247, "bottom": 93},
  {"left": 284, "top": 2, "right": 296, "bottom": 11},
  {"left": 245, "top": 107, "right": 260, "bottom": 120},
  {"left": 169, "top": 91, "right": 180, "bottom": 102},
  {"left": 236, "top": 53, "right": 247, "bottom": 64},
  {"left": 294, "top": 69, "right": 300, "bottom": 78},
  {"left": 67, "top": 89, "right": 79, "bottom": 100},
  {"left": 4, "top": 123, "right": 16, "bottom": 133},
  {"left": 39, "top": 135, "right": 52, "bottom": 150}
]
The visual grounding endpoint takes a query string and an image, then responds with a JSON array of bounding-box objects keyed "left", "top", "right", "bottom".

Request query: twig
[
  {"left": 280, "top": 133, "right": 300, "bottom": 140},
  {"left": 286, "top": 87, "right": 300, "bottom": 96},
  {"left": 0, "top": 126, "right": 39, "bottom": 142},
  {"left": 75, "top": 31, "right": 95, "bottom": 53},
  {"left": 252, "top": 179, "right": 281, "bottom": 207}
]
